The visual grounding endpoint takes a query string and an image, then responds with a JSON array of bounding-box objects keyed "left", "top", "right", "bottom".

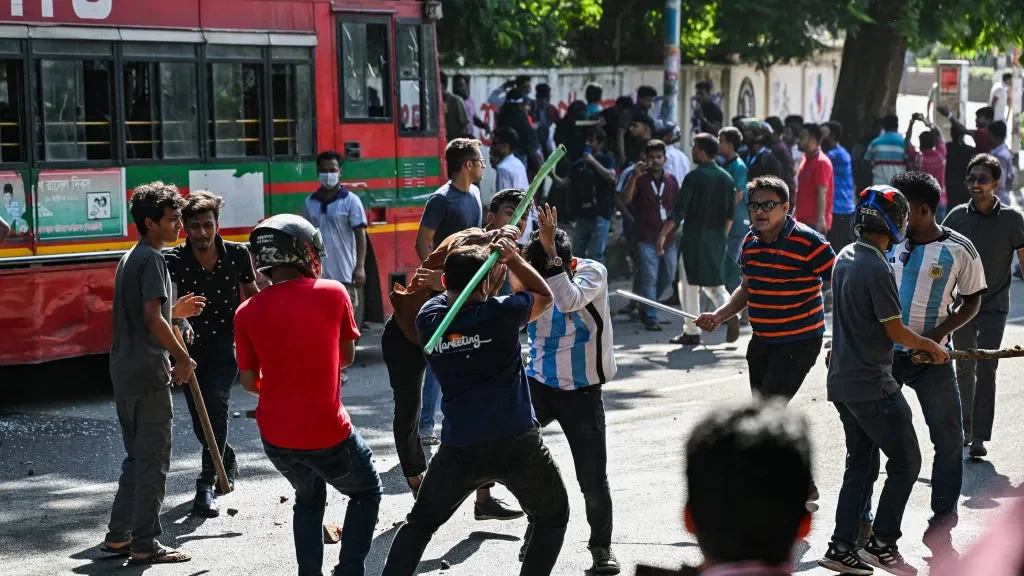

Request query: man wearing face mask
[{"left": 302, "top": 150, "right": 368, "bottom": 328}]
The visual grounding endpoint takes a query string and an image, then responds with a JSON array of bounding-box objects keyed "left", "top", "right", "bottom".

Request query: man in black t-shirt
[
  {"left": 570, "top": 127, "right": 617, "bottom": 264},
  {"left": 693, "top": 81, "right": 723, "bottom": 134}
]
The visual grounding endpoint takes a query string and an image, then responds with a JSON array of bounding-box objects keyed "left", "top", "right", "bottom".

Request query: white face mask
[{"left": 319, "top": 172, "right": 340, "bottom": 188}]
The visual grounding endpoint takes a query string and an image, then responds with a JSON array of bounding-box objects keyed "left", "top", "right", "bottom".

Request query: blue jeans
[
  {"left": 263, "top": 430, "right": 383, "bottom": 576},
  {"left": 573, "top": 216, "right": 611, "bottom": 264},
  {"left": 832, "top": 390, "right": 922, "bottom": 548},
  {"left": 635, "top": 241, "right": 678, "bottom": 321},
  {"left": 419, "top": 368, "right": 441, "bottom": 437},
  {"left": 726, "top": 230, "right": 746, "bottom": 293}
]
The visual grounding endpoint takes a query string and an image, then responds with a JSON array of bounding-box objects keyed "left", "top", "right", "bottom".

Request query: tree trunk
[{"left": 830, "top": 1, "right": 907, "bottom": 151}]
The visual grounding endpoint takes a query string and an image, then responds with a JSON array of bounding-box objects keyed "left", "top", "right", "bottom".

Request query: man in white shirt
[
  {"left": 519, "top": 204, "right": 620, "bottom": 575},
  {"left": 490, "top": 127, "right": 535, "bottom": 244},
  {"left": 991, "top": 72, "right": 1012, "bottom": 123}
]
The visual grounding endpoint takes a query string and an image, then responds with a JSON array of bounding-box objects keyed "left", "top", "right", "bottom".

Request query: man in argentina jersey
[
  {"left": 889, "top": 171, "right": 986, "bottom": 530},
  {"left": 520, "top": 205, "right": 619, "bottom": 575}
]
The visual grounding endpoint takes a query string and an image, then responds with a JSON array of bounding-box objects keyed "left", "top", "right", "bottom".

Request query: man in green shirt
[{"left": 657, "top": 133, "right": 739, "bottom": 346}]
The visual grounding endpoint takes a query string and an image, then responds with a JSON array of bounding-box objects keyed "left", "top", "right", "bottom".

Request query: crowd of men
[{"left": 81, "top": 67, "right": 1024, "bottom": 576}]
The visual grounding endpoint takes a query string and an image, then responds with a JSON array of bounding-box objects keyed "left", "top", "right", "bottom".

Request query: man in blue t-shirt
[{"left": 381, "top": 240, "right": 570, "bottom": 576}]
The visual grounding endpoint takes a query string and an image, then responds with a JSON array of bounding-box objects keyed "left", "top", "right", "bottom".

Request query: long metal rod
[{"left": 616, "top": 289, "right": 699, "bottom": 321}]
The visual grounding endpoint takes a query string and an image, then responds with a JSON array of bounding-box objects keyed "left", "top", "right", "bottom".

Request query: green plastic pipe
[{"left": 423, "top": 144, "right": 567, "bottom": 354}]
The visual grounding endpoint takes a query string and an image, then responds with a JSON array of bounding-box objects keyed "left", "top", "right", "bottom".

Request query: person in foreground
[
  {"left": 381, "top": 240, "right": 570, "bottom": 576},
  {"left": 819, "top": 185, "right": 948, "bottom": 576},
  {"left": 234, "top": 215, "right": 382, "bottom": 576},
  {"left": 521, "top": 205, "right": 619, "bottom": 574},
  {"left": 635, "top": 400, "right": 813, "bottom": 576}
]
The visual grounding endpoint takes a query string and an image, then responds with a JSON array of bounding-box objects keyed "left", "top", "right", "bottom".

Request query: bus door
[{"left": 392, "top": 19, "right": 441, "bottom": 281}]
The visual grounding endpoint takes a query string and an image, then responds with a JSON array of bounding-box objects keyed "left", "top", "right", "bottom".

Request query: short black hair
[
  {"left": 182, "top": 190, "right": 225, "bottom": 223},
  {"left": 686, "top": 400, "right": 811, "bottom": 565},
  {"left": 584, "top": 126, "right": 607, "bottom": 143},
  {"left": 977, "top": 106, "right": 995, "bottom": 121},
  {"left": 695, "top": 80, "right": 712, "bottom": 92},
  {"left": 693, "top": 133, "right": 719, "bottom": 158},
  {"left": 637, "top": 85, "right": 657, "bottom": 99},
  {"left": 492, "top": 126, "right": 519, "bottom": 149},
  {"left": 645, "top": 138, "right": 667, "bottom": 157},
  {"left": 718, "top": 126, "right": 742, "bottom": 150},
  {"left": 918, "top": 130, "right": 936, "bottom": 150},
  {"left": 891, "top": 170, "right": 941, "bottom": 213},
  {"left": 130, "top": 181, "right": 185, "bottom": 235},
  {"left": 443, "top": 245, "right": 490, "bottom": 292},
  {"left": 317, "top": 150, "right": 343, "bottom": 169},
  {"left": 440, "top": 70, "right": 448, "bottom": 88},
  {"left": 535, "top": 83, "right": 551, "bottom": 99},
  {"left": 524, "top": 228, "right": 572, "bottom": 277},
  {"left": 445, "top": 138, "right": 482, "bottom": 176},
  {"left": 824, "top": 120, "right": 843, "bottom": 142},
  {"left": 615, "top": 95, "right": 633, "bottom": 110},
  {"left": 784, "top": 114, "right": 804, "bottom": 127},
  {"left": 515, "top": 74, "right": 531, "bottom": 87},
  {"left": 765, "top": 116, "right": 784, "bottom": 135},
  {"left": 488, "top": 188, "right": 525, "bottom": 215},
  {"left": 1003, "top": 72, "right": 1013, "bottom": 82},
  {"left": 747, "top": 175, "right": 789, "bottom": 203},
  {"left": 968, "top": 153, "right": 1002, "bottom": 183},
  {"left": 3, "top": 183, "right": 11, "bottom": 194},
  {"left": 990, "top": 120, "right": 1008, "bottom": 141},
  {"left": 585, "top": 84, "right": 602, "bottom": 104},
  {"left": 630, "top": 111, "right": 655, "bottom": 135},
  {"left": 883, "top": 114, "right": 900, "bottom": 132},
  {"left": 802, "top": 123, "right": 822, "bottom": 142}
]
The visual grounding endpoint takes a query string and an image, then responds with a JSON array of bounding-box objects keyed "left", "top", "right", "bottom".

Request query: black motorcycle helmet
[
  {"left": 854, "top": 185, "right": 910, "bottom": 243},
  {"left": 249, "top": 214, "right": 326, "bottom": 279}
]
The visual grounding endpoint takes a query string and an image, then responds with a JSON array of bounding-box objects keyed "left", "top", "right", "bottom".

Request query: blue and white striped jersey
[
  {"left": 890, "top": 228, "right": 987, "bottom": 348},
  {"left": 526, "top": 259, "right": 616, "bottom": 390}
]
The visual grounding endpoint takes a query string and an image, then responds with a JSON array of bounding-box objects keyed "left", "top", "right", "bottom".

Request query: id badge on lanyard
[{"left": 652, "top": 179, "right": 666, "bottom": 221}]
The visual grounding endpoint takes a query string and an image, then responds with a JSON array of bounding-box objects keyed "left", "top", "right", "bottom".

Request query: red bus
[{"left": 0, "top": 0, "right": 445, "bottom": 365}]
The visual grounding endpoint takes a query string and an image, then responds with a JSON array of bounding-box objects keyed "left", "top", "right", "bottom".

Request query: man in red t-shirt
[
  {"left": 796, "top": 123, "right": 834, "bottom": 234},
  {"left": 234, "top": 214, "right": 381, "bottom": 576}
]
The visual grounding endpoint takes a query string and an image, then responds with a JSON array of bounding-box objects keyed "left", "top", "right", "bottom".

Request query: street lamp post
[{"left": 662, "top": 0, "right": 681, "bottom": 126}]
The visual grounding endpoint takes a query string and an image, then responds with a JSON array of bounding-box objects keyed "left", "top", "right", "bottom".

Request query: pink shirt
[{"left": 907, "top": 137, "right": 947, "bottom": 207}]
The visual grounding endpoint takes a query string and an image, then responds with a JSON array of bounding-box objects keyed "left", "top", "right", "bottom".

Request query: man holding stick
[
  {"left": 102, "top": 182, "right": 204, "bottom": 565},
  {"left": 165, "top": 191, "right": 258, "bottom": 517},
  {"left": 520, "top": 205, "right": 620, "bottom": 574},
  {"left": 381, "top": 239, "right": 569, "bottom": 576}
]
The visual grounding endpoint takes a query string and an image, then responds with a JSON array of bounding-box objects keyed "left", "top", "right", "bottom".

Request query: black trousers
[
  {"left": 380, "top": 429, "right": 569, "bottom": 576},
  {"left": 184, "top": 338, "right": 238, "bottom": 487},
  {"left": 381, "top": 318, "right": 428, "bottom": 478},
  {"left": 746, "top": 335, "right": 823, "bottom": 402},
  {"left": 529, "top": 378, "right": 612, "bottom": 548}
]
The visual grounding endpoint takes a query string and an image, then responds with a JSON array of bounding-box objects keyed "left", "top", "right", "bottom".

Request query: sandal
[
  {"left": 99, "top": 542, "right": 131, "bottom": 556},
  {"left": 128, "top": 547, "right": 191, "bottom": 565}
]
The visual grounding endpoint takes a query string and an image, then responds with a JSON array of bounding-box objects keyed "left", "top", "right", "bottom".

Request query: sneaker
[
  {"left": 858, "top": 537, "right": 917, "bottom": 576},
  {"left": 725, "top": 316, "right": 740, "bottom": 343},
  {"left": 819, "top": 542, "right": 873, "bottom": 575},
  {"left": 857, "top": 521, "right": 874, "bottom": 548},
  {"left": 642, "top": 318, "right": 663, "bottom": 331},
  {"left": 474, "top": 497, "right": 525, "bottom": 521},
  {"left": 969, "top": 440, "right": 987, "bottom": 459},
  {"left": 589, "top": 546, "right": 621, "bottom": 575}
]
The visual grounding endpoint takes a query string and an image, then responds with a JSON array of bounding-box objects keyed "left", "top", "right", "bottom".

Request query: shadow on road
[{"left": 962, "top": 459, "right": 1021, "bottom": 510}]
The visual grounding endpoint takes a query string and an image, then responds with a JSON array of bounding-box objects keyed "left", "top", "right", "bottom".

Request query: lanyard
[
  {"left": 650, "top": 177, "right": 667, "bottom": 221},
  {"left": 746, "top": 147, "right": 765, "bottom": 166}
]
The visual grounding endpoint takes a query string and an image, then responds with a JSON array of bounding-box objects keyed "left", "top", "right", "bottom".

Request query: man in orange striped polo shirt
[{"left": 695, "top": 175, "right": 835, "bottom": 402}]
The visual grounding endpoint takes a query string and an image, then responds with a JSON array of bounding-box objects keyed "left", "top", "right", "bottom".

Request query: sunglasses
[
  {"left": 747, "top": 200, "right": 782, "bottom": 214},
  {"left": 966, "top": 174, "right": 993, "bottom": 185}
]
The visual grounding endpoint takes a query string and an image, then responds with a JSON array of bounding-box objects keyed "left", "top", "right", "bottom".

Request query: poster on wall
[
  {"left": 36, "top": 169, "right": 126, "bottom": 241},
  {"left": 0, "top": 171, "right": 30, "bottom": 238},
  {"left": 769, "top": 66, "right": 803, "bottom": 119},
  {"left": 189, "top": 169, "right": 264, "bottom": 229},
  {"left": 804, "top": 67, "right": 834, "bottom": 124}
]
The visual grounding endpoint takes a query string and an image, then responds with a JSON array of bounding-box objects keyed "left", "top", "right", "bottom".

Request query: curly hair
[
  {"left": 130, "top": 181, "right": 184, "bottom": 235},
  {"left": 182, "top": 190, "right": 225, "bottom": 223}
]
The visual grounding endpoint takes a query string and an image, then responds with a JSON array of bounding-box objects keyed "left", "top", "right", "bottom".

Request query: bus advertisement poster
[
  {"left": 35, "top": 168, "right": 126, "bottom": 242},
  {"left": 0, "top": 171, "right": 30, "bottom": 238}
]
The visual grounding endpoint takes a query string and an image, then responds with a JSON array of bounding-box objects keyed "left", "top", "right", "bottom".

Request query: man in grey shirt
[
  {"left": 944, "top": 152, "right": 1024, "bottom": 458},
  {"left": 820, "top": 186, "right": 947, "bottom": 575},
  {"left": 102, "top": 182, "right": 204, "bottom": 565}
]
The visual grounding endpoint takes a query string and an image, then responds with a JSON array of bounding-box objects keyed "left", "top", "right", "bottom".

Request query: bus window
[
  {"left": 338, "top": 21, "right": 391, "bottom": 121},
  {"left": 396, "top": 24, "right": 438, "bottom": 134},
  {"left": 32, "top": 41, "right": 114, "bottom": 162},
  {"left": 122, "top": 43, "right": 198, "bottom": 161},
  {"left": 271, "top": 47, "right": 314, "bottom": 158},
  {"left": 207, "top": 45, "right": 264, "bottom": 158},
  {"left": 0, "top": 56, "right": 25, "bottom": 164}
]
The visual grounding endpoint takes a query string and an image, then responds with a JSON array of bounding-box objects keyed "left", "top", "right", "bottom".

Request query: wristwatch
[{"left": 547, "top": 256, "right": 563, "bottom": 268}]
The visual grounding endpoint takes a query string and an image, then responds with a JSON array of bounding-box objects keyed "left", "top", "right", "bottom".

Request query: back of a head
[
  {"left": 535, "top": 83, "right": 552, "bottom": 100},
  {"left": 524, "top": 228, "right": 572, "bottom": 277},
  {"left": 1003, "top": 72, "right": 1013, "bottom": 83},
  {"left": 686, "top": 401, "right": 811, "bottom": 565},
  {"left": 585, "top": 84, "right": 602, "bottom": 104},
  {"left": 883, "top": 114, "right": 900, "bottom": 132},
  {"left": 765, "top": 116, "right": 784, "bottom": 136},
  {"left": 637, "top": 85, "right": 657, "bottom": 99},
  {"left": 990, "top": 120, "right": 1008, "bottom": 142},
  {"left": 918, "top": 130, "right": 936, "bottom": 151},
  {"left": 615, "top": 96, "right": 633, "bottom": 110},
  {"left": 784, "top": 114, "right": 804, "bottom": 127},
  {"left": 891, "top": 170, "right": 941, "bottom": 213},
  {"left": 443, "top": 245, "right": 490, "bottom": 292}
]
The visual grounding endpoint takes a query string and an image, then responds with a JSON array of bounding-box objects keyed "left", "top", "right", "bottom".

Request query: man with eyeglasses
[
  {"left": 943, "top": 153, "right": 1024, "bottom": 460},
  {"left": 694, "top": 175, "right": 835, "bottom": 502}
]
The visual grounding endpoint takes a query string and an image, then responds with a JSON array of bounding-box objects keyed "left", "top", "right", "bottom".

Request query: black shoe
[
  {"left": 669, "top": 333, "right": 700, "bottom": 346},
  {"left": 859, "top": 537, "right": 917, "bottom": 576},
  {"left": 969, "top": 441, "right": 987, "bottom": 459},
  {"left": 642, "top": 318, "right": 663, "bottom": 331},
  {"left": 192, "top": 486, "right": 219, "bottom": 518},
  {"left": 590, "top": 547, "right": 620, "bottom": 575},
  {"left": 474, "top": 497, "right": 525, "bottom": 521},
  {"left": 725, "top": 316, "right": 740, "bottom": 343},
  {"left": 819, "top": 542, "right": 873, "bottom": 574}
]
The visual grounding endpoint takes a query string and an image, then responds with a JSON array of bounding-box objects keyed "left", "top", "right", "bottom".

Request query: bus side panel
[{"left": 0, "top": 262, "right": 116, "bottom": 365}]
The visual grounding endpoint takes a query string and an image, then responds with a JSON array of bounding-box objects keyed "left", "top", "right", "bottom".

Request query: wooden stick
[
  {"left": 173, "top": 326, "right": 232, "bottom": 494},
  {"left": 909, "top": 346, "right": 1024, "bottom": 364}
]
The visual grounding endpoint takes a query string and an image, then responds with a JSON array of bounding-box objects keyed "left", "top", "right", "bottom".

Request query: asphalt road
[{"left": 2, "top": 270, "right": 1023, "bottom": 576}]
